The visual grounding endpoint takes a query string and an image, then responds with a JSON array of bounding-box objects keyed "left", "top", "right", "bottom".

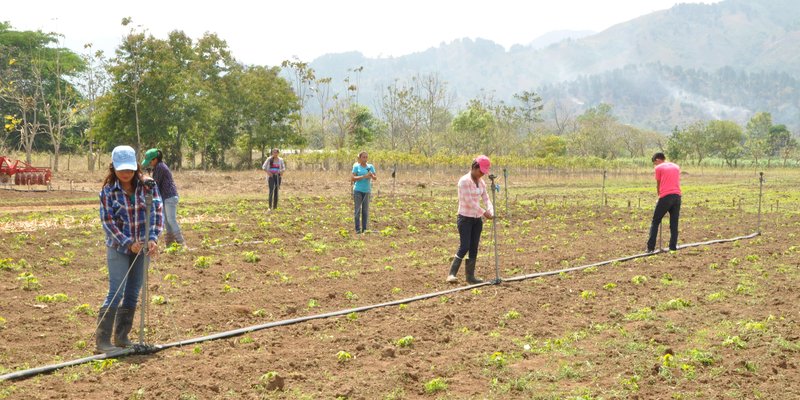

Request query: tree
[
  {"left": 770, "top": 124, "right": 798, "bottom": 166},
  {"left": 531, "top": 134, "right": 567, "bottom": 157},
  {"left": 378, "top": 80, "right": 411, "bottom": 151},
  {"left": 347, "top": 66, "right": 363, "bottom": 104},
  {"left": 281, "top": 57, "right": 315, "bottom": 142},
  {"left": 110, "top": 18, "right": 147, "bottom": 153},
  {"left": 666, "top": 126, "right": 688, "bottom": 162},
  {"left": 311, "top": 76, "right": 333, "bottom": 148},
  {"left": 488, "top": 99, "right": 521, "bottom": 156},
  {"left": 329, "top": 94, "right": 352, "bottom": 150},
  {"left": 513, "top": 90, "right": 544, "bottom": 136},
  {"left": 35, "top": 38, "right": 85, "bottom": 171},
  {"left": 97, "top": 24, "right": 239, "bottom": 169},
  {"left": 379, "top": 79, "right": 420, "bottom": 152},
  {"left": 451, "top": 100, "right": 495, "bottom": 155},
  {"left": 210, "top": 65, "right": 247, "bottom": 168},
  {"left": 347, "top": 105, "right": 380, "bottom": 148},
  {"left": 98, "top": 27, "right": 173, "bottom": 156},
  {"left": 745, "top": 112, "right": 772, "bottom": 166},
  {"left": 0, "top": 23, "right": 82, "bottom": 164},
  {"left": 706, "top": 120, "right": 744, "bottom": 167},
  {"left": 96, "top": 20, "right": 196, "bottom": 162},
  {"left": 165, "top": 31, "right": 235, "bottom": 169},
  {"left": 780, "top": 136, "right": 797, "bottom": 166},
  {"left": 1, "top": 114, "right": 19, "bottom": 154},
  {"left": 0, "top": 65, "right": 43, "bottom": 164},
  {"left": 570, "top": 103, "right": 619, "bottom": 159},
  {"left": 458, "top": 91, "right": 521, "bottom": 156},
  {"left": 617, "top": 125, "right": 651, "bottom": 158},
  {"left": 767, "top": 124, "right": 791, "bottom": 167},
  {"left": 414, "top": 73, "right": 452, "bottom": 156},
  {"left": 683, "top": 121, "right": 710, "bottom": 165},
  {"left": 74, "top": 44, "right": 111, "bottom": 171},
  {"left": 239, "top": 65, "right": 301, "bottom": 165},
  {"left": 550, "top": 96, "right": 578, "bottom": 136},
  {"left": 327, "top": 75, "right": 363, "bottom": 150}
]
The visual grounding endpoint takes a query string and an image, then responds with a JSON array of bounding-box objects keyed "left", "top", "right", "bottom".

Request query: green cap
[{"left": 142, "top": 148, "right": 159, "bottom": 166}]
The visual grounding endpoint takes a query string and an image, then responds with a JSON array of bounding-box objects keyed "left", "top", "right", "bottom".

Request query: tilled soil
[{"left": 1, "top": 170, "right": 798, "bottom": 399}]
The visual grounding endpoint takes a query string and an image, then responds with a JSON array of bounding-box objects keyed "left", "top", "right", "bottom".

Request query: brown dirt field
[{"left": 0, "top": 169, "right": 798, "bottom": 399}]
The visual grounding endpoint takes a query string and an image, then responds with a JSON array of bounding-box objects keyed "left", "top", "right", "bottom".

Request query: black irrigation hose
[
  {"left": 504, "top": 232, "right": 760, "bottom": 282},
  {"left": 0, "top": 232, "right": 759, "bottom": 382},
  {"left": 0, "top": 349, "right": 138, "bottom": 382}
]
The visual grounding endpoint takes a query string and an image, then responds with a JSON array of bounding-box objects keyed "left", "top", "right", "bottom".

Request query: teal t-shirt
[{"left": 352, "top": 163, "right": 375, "bottom": 193}]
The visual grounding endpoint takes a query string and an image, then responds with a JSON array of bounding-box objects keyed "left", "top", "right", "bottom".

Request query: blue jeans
[
  {"left": 163, "top": 196, "right": 181, "bottom": 236},
  {"left": 647, "top": 194, "right": 681, "bottom": 251},
  {"left": 354, "top": 190, "right": 370, "bottom": 233},
  {"left": 102, "top": 247, "right": 145, "bottom": 309},
  {"left": 456, "top": 215, "right": 483, "bottom": 260}
]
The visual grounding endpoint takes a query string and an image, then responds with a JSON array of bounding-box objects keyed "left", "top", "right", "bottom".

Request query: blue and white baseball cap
[{"left": 111, "top": 146, "right": 138, "bottom": 171}]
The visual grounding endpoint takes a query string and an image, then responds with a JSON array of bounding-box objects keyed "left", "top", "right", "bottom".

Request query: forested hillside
[
  {"left": 309, "top": 0, "right": 800, "bottom": 132},
  {"left": 538, "top": 64, "right": 800, "bottom": 132}
]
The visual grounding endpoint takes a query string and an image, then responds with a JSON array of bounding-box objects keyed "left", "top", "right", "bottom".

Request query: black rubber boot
[
  {"left": 172, "top": 231, "right": 190, "bottom": 250},
  {"left": 114, "top": 307, "right": 136, "bottom": 348},
  {"left": 465, "top": 258, "right": 483, "bottom": 284},
  {"left": 95, "top": 307, "right": 121, "bottom": 354},
  {"left": 173, "top": 231, "right": 186, "bottom": 245},
  {"left": 163, "top": 232, "right": 176, "bottom": 247},
  {"left": 446, "top": 256, "right": 463, "bottom": 283}
]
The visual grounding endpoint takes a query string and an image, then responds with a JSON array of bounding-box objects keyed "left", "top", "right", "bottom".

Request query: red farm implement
[{"left": 0, "top": 156, "right": 52, "bottom": 187}]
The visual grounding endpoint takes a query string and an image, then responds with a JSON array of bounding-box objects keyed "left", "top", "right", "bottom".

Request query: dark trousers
[
  {"left": 456, "top": 215, "right": 483, "bottom": 260},
  {"left": 268, "top": 175, "right": 281, "bottom": 209},
  {"left": 647, "top": 194, "right": 681, "bottom": 251}
]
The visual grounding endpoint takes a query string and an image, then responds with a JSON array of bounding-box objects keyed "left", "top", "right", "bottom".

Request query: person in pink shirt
[
  {"left": 447, "top": 155, "right": 494, "bottom": 284},
  {"left": 647, "top": 152, "right": 682, "bottom": 252}
]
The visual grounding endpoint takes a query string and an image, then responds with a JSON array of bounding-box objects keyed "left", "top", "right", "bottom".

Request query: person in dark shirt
[{"left": 143, "top": 148, "right": 186, "bottom": 248}]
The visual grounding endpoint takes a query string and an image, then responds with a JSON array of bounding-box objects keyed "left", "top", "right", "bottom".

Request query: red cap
[{"left": 475, "top": 155, "right": 491, "bottom": 174}]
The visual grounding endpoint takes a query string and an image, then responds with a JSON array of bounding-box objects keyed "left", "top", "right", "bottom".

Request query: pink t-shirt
[
  {"left": 457, "top": 173, "right": 494, "bottom": 218},
  {"left": 655, "top": 162, "right": 681, "bottom": 198}
]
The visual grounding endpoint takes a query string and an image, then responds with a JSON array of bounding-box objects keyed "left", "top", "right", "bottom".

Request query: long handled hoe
[
  {"left": 139, "top": 180, "right": 155, "bottom": 346},
  {"left": 488, "top": 174, "right": 501, "bottom": 284}
]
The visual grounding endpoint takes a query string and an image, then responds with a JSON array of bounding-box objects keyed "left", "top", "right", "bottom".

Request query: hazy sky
[{"left": 10, "top": 0, "right": 720, "bottom": 66}]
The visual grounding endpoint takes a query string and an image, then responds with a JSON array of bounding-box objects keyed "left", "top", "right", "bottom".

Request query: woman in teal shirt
[{"left": 351, "top": 151, "right": 377, "bottom": 233}]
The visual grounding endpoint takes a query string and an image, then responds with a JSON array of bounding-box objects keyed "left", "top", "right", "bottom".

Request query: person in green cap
[{"left": 142, "top": 148, "right": 186, "bottom": 248}]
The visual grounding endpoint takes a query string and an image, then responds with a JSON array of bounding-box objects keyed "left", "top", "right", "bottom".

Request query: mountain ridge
[{"left": 307, "top": 0, "right": 800, "bottom": 132}]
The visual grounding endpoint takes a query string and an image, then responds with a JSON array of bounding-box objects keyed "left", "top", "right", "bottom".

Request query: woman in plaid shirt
[
  {"left": 95, "top": 146, "right": 163, "bottom": 353},
  {"left": 447, "top": 155, "right": 494, "bottom": 284}
]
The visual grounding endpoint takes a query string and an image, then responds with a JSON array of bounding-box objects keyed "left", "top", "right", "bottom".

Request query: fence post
[
  {"left": 601, "top": 170, "right": 607, "bottom": 207},
  {"left": 757, "top": 172, "right": 763, "bottom": 234},
  {"left": 503, "top": 168, "right": 510, "bottom": 221}
]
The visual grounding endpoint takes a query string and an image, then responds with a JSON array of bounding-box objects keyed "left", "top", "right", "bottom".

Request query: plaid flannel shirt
[
  {"left": 457, "top": 173, "right": 494, "bottom": 218},
  {"left": 99, "top": 180, "right": 164, "bottom": 254}
]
